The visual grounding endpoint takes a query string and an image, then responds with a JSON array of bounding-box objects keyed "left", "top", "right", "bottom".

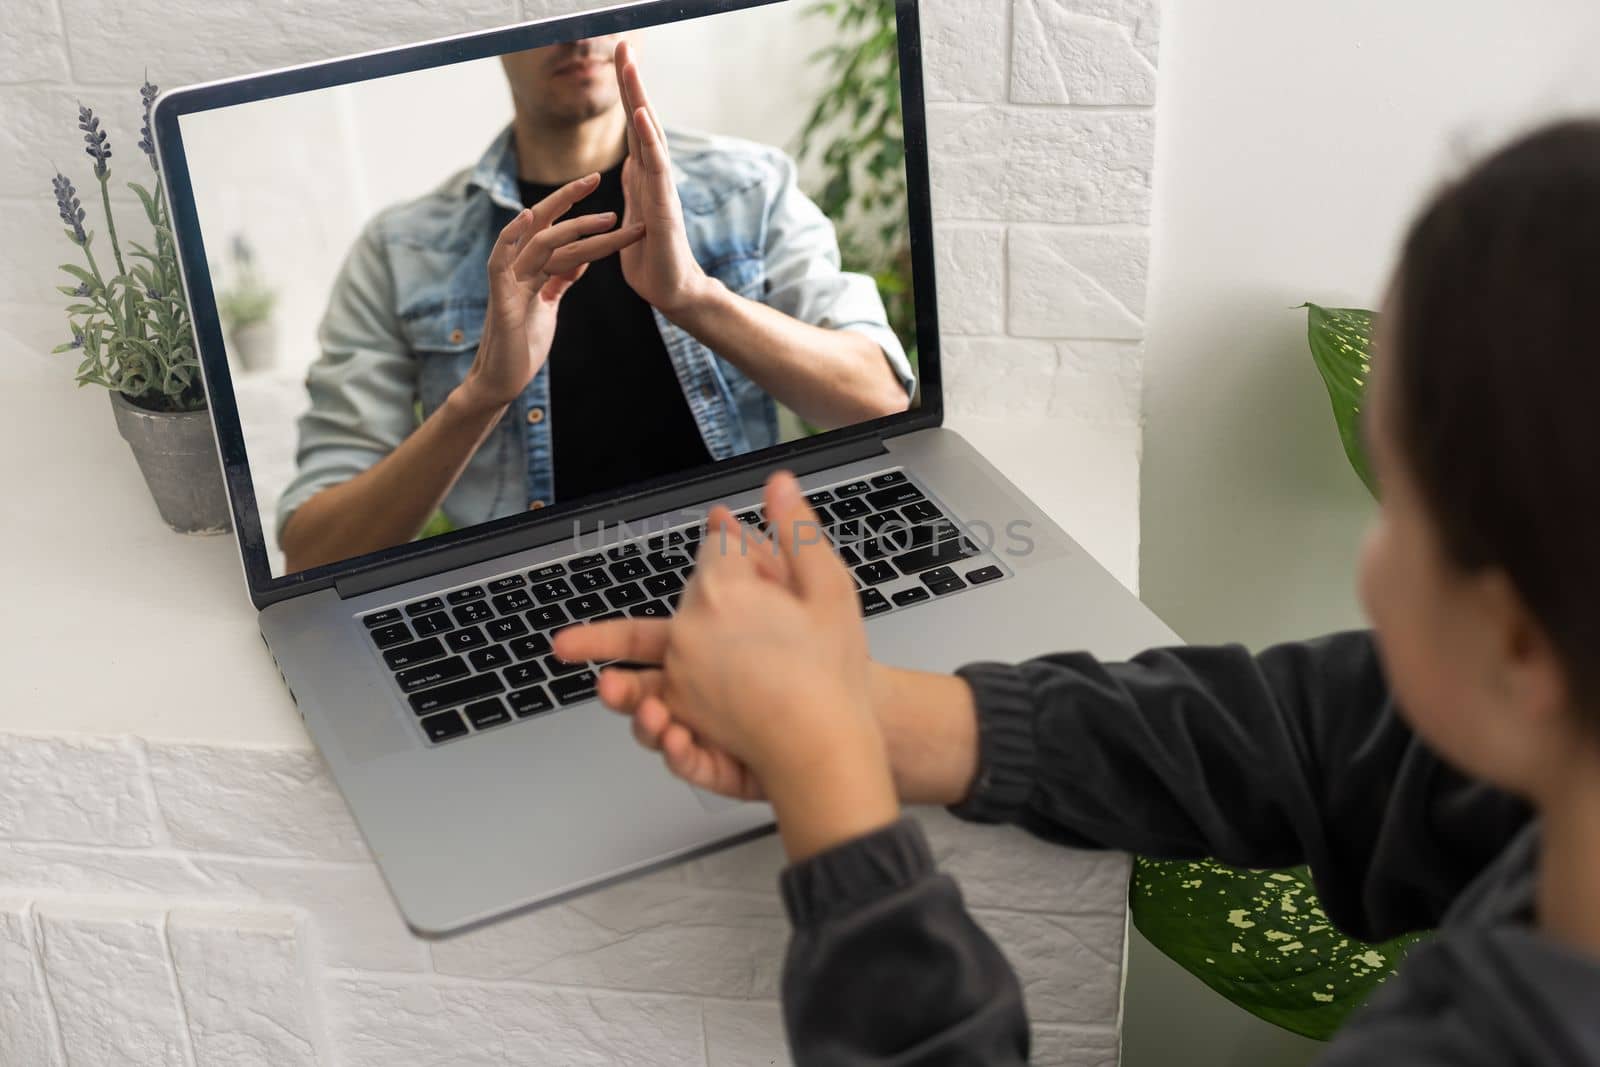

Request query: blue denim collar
[{"left": 466, "top": 125, "right": 525, "bottom": 214}]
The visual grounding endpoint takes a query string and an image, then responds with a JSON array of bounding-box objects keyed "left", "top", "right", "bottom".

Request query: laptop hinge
[{"left": 334, "top": 433, "right": 890, "bottom": 600}]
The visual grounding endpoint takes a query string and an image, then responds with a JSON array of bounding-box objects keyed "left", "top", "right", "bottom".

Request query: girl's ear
[{"left": 1477, "top": 569, "right": 1572, "bottom": 780}]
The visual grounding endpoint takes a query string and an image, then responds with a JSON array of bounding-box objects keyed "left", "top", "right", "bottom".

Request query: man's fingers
[
  {"left": 552, "top": 617, "right": 669, "bottom": 665},
  {"left": 765, "top": 471, "right": 847, "bottom": 599},
  {"left": 615, "top": 41, "right": 642, "bottom": 164},
  {"left": 539, "top": 262, "right": 589, "bottom": 302},
  {"left": 487, "top": 208, "right": 536, "bottom": 273},
  {"left": 527, "top": 171, "right": 601, "bottom": 229},
  {"left": 537, "top": 224, "right": 645, "bottom": 281},
  {"left": 508, "top": 211, "right": 620, "bottom": 278},
  {"left": 619, "top": 47, "right": 668, "bottom": 145}
]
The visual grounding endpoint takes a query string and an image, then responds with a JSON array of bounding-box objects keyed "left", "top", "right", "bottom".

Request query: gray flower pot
[{"left": 109, "top": 392, "right": 233, "bottom": 535}]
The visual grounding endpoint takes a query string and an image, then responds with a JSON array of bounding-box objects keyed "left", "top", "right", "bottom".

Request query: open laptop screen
[{"left": 172, "top": 0, "right": 926, "bottom": 581}]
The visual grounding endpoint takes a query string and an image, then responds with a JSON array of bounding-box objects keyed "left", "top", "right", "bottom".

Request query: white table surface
[{"left": 0, "top": 332, "right": 1143, "bottom": 749}]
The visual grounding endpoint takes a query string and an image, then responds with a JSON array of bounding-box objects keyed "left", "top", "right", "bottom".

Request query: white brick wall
[{"left": 1, "top": 0, "right": 1157, "bottom": 1062}]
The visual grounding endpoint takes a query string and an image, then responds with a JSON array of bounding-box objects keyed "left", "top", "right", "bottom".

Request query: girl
[{"left": 554, "top": 120, "right": 1600, "bottom": 1064}]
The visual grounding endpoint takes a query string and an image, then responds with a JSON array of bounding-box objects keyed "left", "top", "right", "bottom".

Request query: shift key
[{"left": 408, "top": 672, "right": 504, "bottom": 715}]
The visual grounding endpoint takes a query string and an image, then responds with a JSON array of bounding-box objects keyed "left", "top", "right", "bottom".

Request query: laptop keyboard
[{"left": 360, "top": 468, "right": 1011, "bottom": 746}]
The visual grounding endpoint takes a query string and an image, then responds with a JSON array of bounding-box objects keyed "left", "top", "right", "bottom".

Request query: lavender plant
[{"left": 51, "top": 80, "right": 202, "bottom": 413}]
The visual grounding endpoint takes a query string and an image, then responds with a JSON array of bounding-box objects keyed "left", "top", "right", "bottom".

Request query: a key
[
  {"left": 468, "top": 645, "right": 512, "bottom": 671},
  {"left": 408, "top": 672, "right": 504, "bottom": 716},
  {"left": 370, "top": 622, "right": 412, "bottom": 649},
  {"left": 508, "top": 686, "right": 555, "bottom": 718},
  {"left": 531, "top": 579, "right": 575, "bottom": 604},
  {"left": 420, "top": 710, "right": 469, "bottom": 744},
  {"left": 412, "top": 612, "right": 453, "bottom": 637},
  {"left": 383, "top": 636, "right": 444, "bottom": 671}
]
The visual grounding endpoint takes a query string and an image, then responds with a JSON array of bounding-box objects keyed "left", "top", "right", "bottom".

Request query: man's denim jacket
[{"left": 278, "top": 126, "right": 913, "bottom": 536}]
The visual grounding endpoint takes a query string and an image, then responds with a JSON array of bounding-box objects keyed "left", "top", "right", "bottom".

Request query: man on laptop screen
[{"left": 203, "top": 29, "right": 914, "bottom": 574}]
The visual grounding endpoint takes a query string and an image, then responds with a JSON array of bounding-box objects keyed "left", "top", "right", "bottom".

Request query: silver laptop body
[{"left": 154, "top": 0, "right": 1170, "bottom": 935}]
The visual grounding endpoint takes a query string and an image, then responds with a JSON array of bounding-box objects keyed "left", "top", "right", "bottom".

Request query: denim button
[
  {"left": 449, "top": 328, "right": 465, "bottom": 344},
  {"left": 526, "top": 407, "right": 545, "bottom": 425}
]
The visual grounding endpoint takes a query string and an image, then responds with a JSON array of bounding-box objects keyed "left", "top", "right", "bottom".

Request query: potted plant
[
  {"left": 51, "top": 82, "right": 231, "bottom": 535},
  {"left": 217, "top": 234, "right": 279, "bottom": 372},
  {"left": 1130, "top": 305, "right": 1415, "bottom": 1042}
]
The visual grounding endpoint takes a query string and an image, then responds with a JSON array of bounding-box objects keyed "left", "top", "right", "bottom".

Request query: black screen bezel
[{"left": 153, "top": 0, "right": 943, "bottom": 608}]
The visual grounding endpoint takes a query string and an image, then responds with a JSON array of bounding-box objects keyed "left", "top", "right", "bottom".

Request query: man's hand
[
  {"left": 455, "top": 174, "right": 645, "bottom": 416},
  {"left": 612, "top": 40, "right": 716, "bottom": 320},
  {"left": 555, "top": 472, "right": 900, "bottom": 860}
]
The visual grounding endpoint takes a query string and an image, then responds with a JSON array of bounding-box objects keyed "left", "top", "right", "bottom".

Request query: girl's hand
[
  {"left": 456, "top": 175, "right": 645, "bottom": 415},
  {"left": 556, "top": 472, "right": 900, "bottom": 859}
]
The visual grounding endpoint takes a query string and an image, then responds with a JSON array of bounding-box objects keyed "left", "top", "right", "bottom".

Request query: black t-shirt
[{"left": 519, "top": 162, "right": 711, "bottom": 504}]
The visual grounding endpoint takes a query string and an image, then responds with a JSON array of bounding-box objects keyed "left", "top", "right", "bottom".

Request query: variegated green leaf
[{"left": 1302, "top": 303, "right": 1377, "bottom": 497}]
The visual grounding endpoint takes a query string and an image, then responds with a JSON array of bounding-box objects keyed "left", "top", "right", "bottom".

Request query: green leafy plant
[
  {"left": 51, "top": 81, "right": 201, "bottom": 413},
  {"left": 797, "top": 0, "right": 915, "bottom": 360},
  {"left": 1129, "top": 302, "right": 1415, "bottom": 1042},
  {"left": 216, "top": 234, "right": 277, "bottom": 333}
]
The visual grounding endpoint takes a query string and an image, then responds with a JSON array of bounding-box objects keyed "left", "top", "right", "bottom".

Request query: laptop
[{"left": 153, "top": 0, "right": 1148, "bottom": 935}]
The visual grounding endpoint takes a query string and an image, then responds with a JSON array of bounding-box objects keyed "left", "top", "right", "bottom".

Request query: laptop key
[
  {"left": 928, "top": 575, "right": 967, "bottom": 596},
  {"left": 572, "top": 569, "right": 612, "bottom": 593},
  {"left": 609, "top": 558, "right": 649, "bottom": 582},
  {"left": 543, "top": 655, "right": 589, "bottom": 678},
  {"left": 605, "top": 582, "right": 647, "bottom": 608},
  {"left": 488, "top": 575, "right": 526, "bottom": 593},
  {"left": 408, "top": 672, "right": 504, "bottom": 715},
  {"left": 892, "top": 586, "right": 931, "bottom": 607},
  {"left": 468, "top": 645, "right": 512, "bottom": 671},
  {"left": 832, "top": 497, "right": 869, "bottom": 520},
  {"left": 404, "top": 596, "right": 445, "bottom": 617},
  {"left": 596, "top": 611, "right": 626, "bottom": 621},
  {"left": 894, "top": 537, "right": 979, "bottom": 575},
  {"left": 643, "top": 572, "right": 683, "bottom": 598},
  {"left": 464, "top": 698, "right": 511, "bottom": 730},
  {"left": 492, "top": 590, "right": 534, "bottom": 614},
  {"left": 568, "top": 553, "right": 605, "bottom": 572},
  {"left": 855, "top": 561, "right": 897, "bottom": 586},
  {"left": 452, "top": 601, "right": 493, "bottom": 626},
  {"left": 370, "top": 623, "right": 412, "bottom": 649},
  {"left": 871, "top": 470, "right": 907, "bottom": 488},
  {"left": 445, "top": 626, "right": 488, "bottom": 653},
  {"left": 509, "top": 633, "right": 552, "bottom": 660},
  {"left": 508, "top": 686, "right": 555, "bottom": 718},
  {"left": 805, "top": 489, "right": 836, "bottom": 507},
  {"left": 666, "top": 590, "right": 683, "bottom": 610},
  {"left": 647, "top": 550, "right": 690, "bottom": 572},
  {"left": 531, "top": 579, "right": 574, "bottom": 604},
  {"left": 412, "top": 612, "right": 453, "bottom": 637},
  {"left": 420, "top": 710, "right": 469, "bottom": 744},
  {"left": 384, "top": 636, "right": 445, "bottom": 671},
  {"left": 527, "top": 562, "right": 567, "bottom": 583},
  {"left": 866, "top": 483, "right": 925, "bottom": 511},
  {"left": 901, "top": 500, "right": 941, "bottom": 524},
  {"left": 506, "top": 661, "right": 548, "bottom": 687},
  {"left": 397, "top": 656, "right": 469, "bottom": 693},
  {"left": 486, "top": 615, "right": 529, "bottom": 642},
  {"left": 835, "top": 480, "right": 871, "bottom": 498},
  {"left": 859, "top": 588, "right": 892, "bottom": 617},
  {"left": 446, "top": 586, "right": 486, "bottom": 605},
  {"left": 966, "top": 565, "right": 1005, "bottom": 585},
  {"left": 629, "top": 599, "right": 671, "bottom": 619},
  {"left": 606, "top": 543, "right": 642, "bottom": 562},
  {"left": 550, "top": 672, "right": 599, "bottom": 705},
  {"left": 362, "top": 608, "right": 402, "bottom": 628},
  {"left": 568, "top": 593, "right": 609, "bottom": 619},
  {"left": 526, "top": 605, "right": 569, "bottom": 631}
]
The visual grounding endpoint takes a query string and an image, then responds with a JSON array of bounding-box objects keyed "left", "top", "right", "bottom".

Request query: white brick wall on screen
[{"left": 0, "top": 0, "right": 1157, "bottom": 1063}]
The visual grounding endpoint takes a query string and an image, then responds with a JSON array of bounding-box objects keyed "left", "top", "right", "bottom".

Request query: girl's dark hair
[{"left": 1393, "top": 119, "right": 1600, "bottom": 707}]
